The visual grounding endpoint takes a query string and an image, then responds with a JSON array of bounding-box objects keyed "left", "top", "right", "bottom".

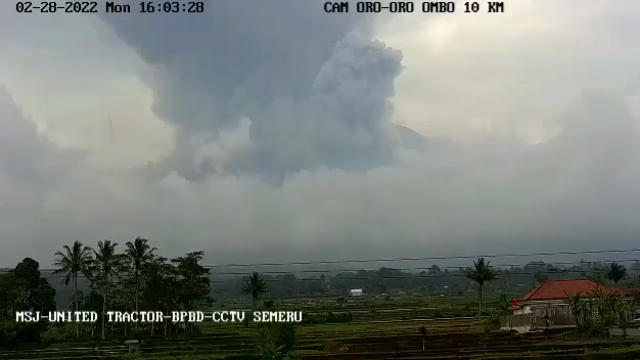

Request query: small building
[
  {"left": 502, "top": 279, "right": 634, "bottom": 333},
  {"left": 349, "top": 288, "right": 363, "bottom": 297},
  {"left": 517, "top": 279, "right": 632, "bottom": 317}
]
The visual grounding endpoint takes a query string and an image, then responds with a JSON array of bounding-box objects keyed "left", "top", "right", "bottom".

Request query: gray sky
[{"left": 1, "top": 0, "right": 640, "bottom": 267}]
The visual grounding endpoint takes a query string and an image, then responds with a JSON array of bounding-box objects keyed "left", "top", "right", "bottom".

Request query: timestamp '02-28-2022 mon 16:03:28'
[{"left": 15, "top": 1, "right": 205, "bottom": 14}]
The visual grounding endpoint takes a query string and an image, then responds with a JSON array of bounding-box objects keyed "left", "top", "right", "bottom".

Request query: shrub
[
  {"left": 185, "top": 325, "right": 203, "bottom": 338},
  {"left": 258, "top": 322, "right": 296, "bottom": 352},
  {"left": 257, "top": 341, "right": 294, "bottom": 360},
  {"left": 481, "top": 311, "right": 501, "bottom": 332},
  {"left": 0, "top": 322, "right": 17, "bottom": 349},
  {"left": 567, "top": 285, "right": 636, "bottom": 337},
  {"left": 302, "top": 312, "right": 352, "bottom": 324},
  {"left": 256, "top": 322, "right": 296, "bottom": 359},
  {"left": 40, "top": 323, "right": 77, "bottom": 345},
  {"left": 130, "top": 330, "right": 144, "bottom": 341},
  {"left": 0, "top": 321, "right": 48, "bottom": 347}
]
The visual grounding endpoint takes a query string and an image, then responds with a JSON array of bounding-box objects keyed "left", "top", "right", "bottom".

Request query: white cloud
[
  {"left": 0, "top": 12, "right": 174, "bottom": 170},
  {"left": 379, "top": 0, "right": 640, "bottom": 142},
  {"left": 192, "top": 117, "right": 253, "bottom": 174}
]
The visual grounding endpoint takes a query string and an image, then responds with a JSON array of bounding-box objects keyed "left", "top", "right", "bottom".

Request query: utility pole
[{"left": 107, "top": 115, "right": 114, "bottom": 143}]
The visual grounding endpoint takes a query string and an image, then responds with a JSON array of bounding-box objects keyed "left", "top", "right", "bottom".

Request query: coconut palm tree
[
  {"left": 242, "top": 271, "right": 268, "bottom": 308},
  {"left": 465, "top": 257, "right": 498, "bottom": 316},
  {"left": 92, "top": 240, "right": 126, "bottom": 340},
  {"left": 53, "top": 241, "right": 93, "bottom": 337},
  {"left": 606, "top": 263, "right": 628, "bottom": 285},
  {"left": 124, "top": 237, "right": 157, "bottom": 331}
]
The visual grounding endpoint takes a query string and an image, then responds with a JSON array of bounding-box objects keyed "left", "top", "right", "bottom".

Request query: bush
[
  {"left": 481, "top": 312, "right": 501, "bottom": 332},
  {"left": 40, "top": 323, "right": 77, "bottom": 345},
  {"left": 130, "top": 330, "right": 144, "bottom": 341},
  {"left": 0, "top": 322, "right": 18, "bottom": 349},
  {"left": 256, "top": 322, "right": 296, "bottom": 359},
  {"left": 257, "top": 341, "right": 294, "bottom": 360},
  {"left": 184, "top": 325, "right": 203, "bottom": 338},
  {"left": 0, "top": 321, "right": 48, "bottom": 347},
  {"left": 326, "top": 312, "right": 352, "bottom": 323},
  {"left": 302, "top": 312, "right": 352, "bottom": 324},
  {"left": 567, "top": 285, "right": 636, "bottom": 337}
]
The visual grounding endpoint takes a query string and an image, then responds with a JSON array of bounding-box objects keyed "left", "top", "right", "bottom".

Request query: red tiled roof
[{"left": 522, "top": 279, "right": 630, "bottom": 301}]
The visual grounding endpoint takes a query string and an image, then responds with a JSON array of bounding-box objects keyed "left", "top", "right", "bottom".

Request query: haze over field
[{"left": 1, "top": 0, "right": 640, "bottom": 267}]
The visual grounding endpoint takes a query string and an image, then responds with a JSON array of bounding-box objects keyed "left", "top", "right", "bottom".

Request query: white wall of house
[
  {"left": 518, "top": 296, "right": 633, "bottom": 317},
  {"left": 513, "top": 306, "right": 532, "bottom": 315}
]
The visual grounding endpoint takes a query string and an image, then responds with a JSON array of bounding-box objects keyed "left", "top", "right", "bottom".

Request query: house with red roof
[{"left": 502, "top": 279, "right": 635, "bottom": 333}]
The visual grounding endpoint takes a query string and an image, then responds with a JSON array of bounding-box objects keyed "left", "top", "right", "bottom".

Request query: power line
[
  {"left": 5, "top": 249, "right": 640, "bottom": 283},
  {"left": 0, "top": 259, "right": 630, "bottom": 277},
  {"left": 3, "top": 259, "right": 634, "bottom": 277},
  {"left": 4, "top": 247, "right": 640, "bottom": 275},
  {"left": 210, "top": 258, "right": 640, "bottom": 276},
  {"left": 107, "top": 115, "right": 114, "bottom": 144},
  {"left": 23, "top": 268, "right": 637, "bottom": 284},
  {"left": 202, "top": 247, "right": 640, "bottom": 268}
]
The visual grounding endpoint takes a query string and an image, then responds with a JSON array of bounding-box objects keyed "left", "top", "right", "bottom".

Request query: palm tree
[
  {"left": 465, "top": 258, "right": 498, "bottom": 316},
  {"left": 124, "top": 237, "right": 157, "bottom": 331},
  {"left": 606, "top": 263, "right": 628, "bottom": 284},
  {"left": 92, "top": 240, "right": 125, "bottom": 340},
  {"left": 53, "top": 241, "right": 93, "bottom": 337},
  {"left": 498, "top": 293, "right": 511, "bottom": 314},
  {"left": 242, "top": 271, "right": 268, "bottom": 308}
]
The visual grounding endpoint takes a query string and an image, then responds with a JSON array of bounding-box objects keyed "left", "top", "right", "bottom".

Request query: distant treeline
[{"left": 211, "top": 260, "right": 640, "bottom": 299}]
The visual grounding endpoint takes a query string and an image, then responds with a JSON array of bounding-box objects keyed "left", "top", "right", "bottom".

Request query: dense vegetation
[
  {"left": 0, "top": 239, "right": 215, "bottom": 347},
  {"left": 567, "top": 284, "right": 635, "bottom": 336}
]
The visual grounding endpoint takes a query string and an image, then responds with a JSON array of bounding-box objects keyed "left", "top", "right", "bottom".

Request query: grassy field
[{"left": 3, "top": 294, "right": 640, "bottom": 359}]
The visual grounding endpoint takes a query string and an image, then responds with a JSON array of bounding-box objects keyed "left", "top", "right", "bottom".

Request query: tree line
[
  {"left": 1, "top": 237, "right": 638, "bottom": 348},
  {"left": 0, "top": 238, "right": 216, "bottom": 346}
]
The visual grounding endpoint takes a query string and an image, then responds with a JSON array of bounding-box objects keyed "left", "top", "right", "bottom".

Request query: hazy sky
[{"left": 1, "top": 0, "right": 640, "bottom": 268}]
